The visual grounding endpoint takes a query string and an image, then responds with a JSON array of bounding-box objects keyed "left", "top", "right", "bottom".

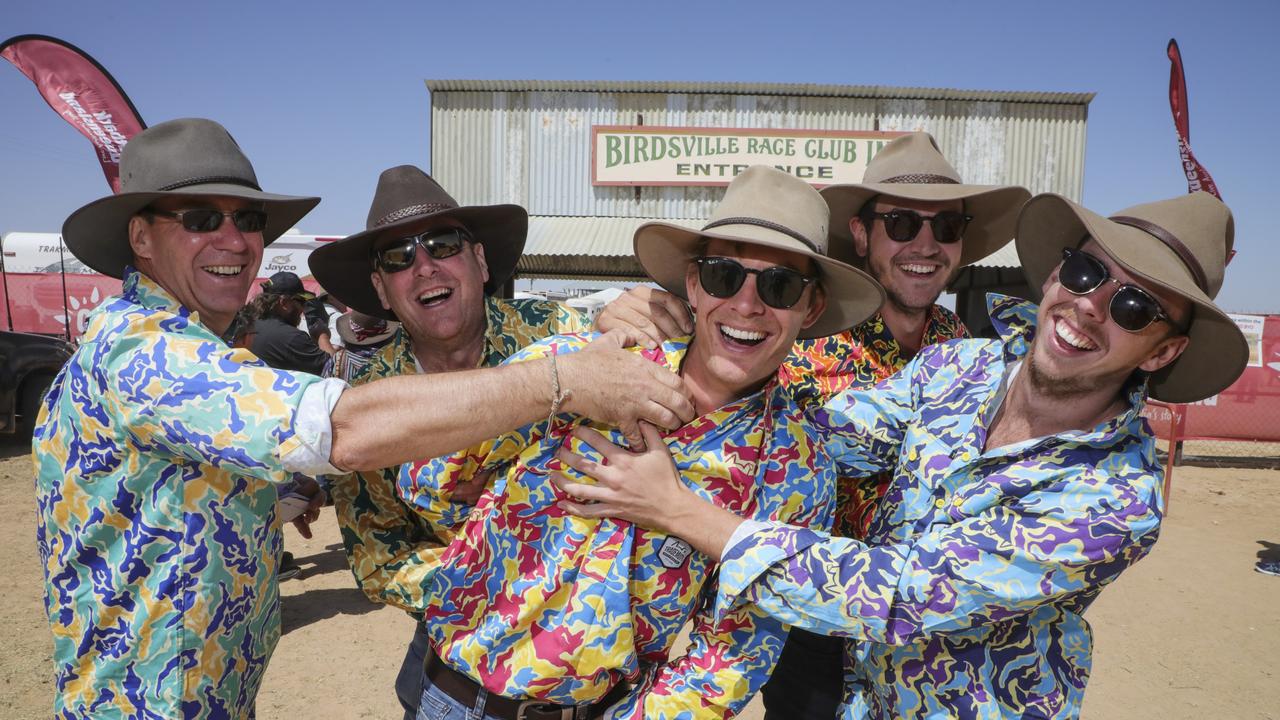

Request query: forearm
[
  {"left": 329, "top": 359, "right": 550, "bottom": 471},
  {"left": 654, "top": 487, "right": 744, "bottom": 562}
]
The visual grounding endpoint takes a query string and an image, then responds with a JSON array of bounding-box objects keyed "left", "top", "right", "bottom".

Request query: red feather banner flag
[
  {"left": 1166, "top": 39, "right": 1221, "bottom": 201},
  {"left": 0, "top": 34, "right": 146, "bottom": 193}
]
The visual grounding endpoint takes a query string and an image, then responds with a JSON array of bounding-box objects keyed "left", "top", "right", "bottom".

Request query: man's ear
[
  {"left": 1139, "top": 333, "right": 1190, "bottom": 374},
  {"left": 471, "top": 241, "right": 490, "bottom": 286},
  {"left": 850, "top": 216, "right": 869, "bottom": 258},
  {"left": 684, "top": 262, "right": 699, "bottom": 311},
  {"left": 799, "top": 283, "right": 828, "bottom": 330},
  {"left": 371, "top": 271, "right": 392, "bottom": 311},
  {"left": 128, "top": 215, "right": 155, "bottom": 262}
]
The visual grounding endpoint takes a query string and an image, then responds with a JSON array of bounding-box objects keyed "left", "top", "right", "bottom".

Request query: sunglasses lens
[
  {"left": 375, "top": 240, "right": 417, "bottom": 272},
  {"left": 1059, "top": 249, "right": 1106, "bottom": 295},
  {"left": 698, "top": 258, "right": 747, "bottom": 299},
  {"left": 1110, "top": 287, "right": 1162, "bottom": 332},
  {"left": 422, "top": 230, "right": 467, "bottom": 259},
  {"left": 756, "top": 267, "right": 808, "bottom": 309},
  {"left": 232, "top": 210, "right": 268, "bottom": 233},
  {"left": 882, "top": 211, "right": 922, "bottom": 242},
  {"left": 931, "top": 212, "right": 968, "bottom": 244},
  {"left": 181, "top": 209, "right": 224, "bottom": 233}
]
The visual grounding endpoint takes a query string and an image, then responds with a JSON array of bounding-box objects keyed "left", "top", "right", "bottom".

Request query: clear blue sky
[{"left": 3, "top": 0, "right": 1276, "bottom": 311}]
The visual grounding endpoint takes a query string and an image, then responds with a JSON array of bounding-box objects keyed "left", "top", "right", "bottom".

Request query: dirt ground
[{"left": 2, "top": 435, "right": 1277, "bottom": 719}]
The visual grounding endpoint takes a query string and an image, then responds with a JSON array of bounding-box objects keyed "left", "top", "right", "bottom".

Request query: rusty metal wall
[{"left": 429, "top": 82, "right": 1089, "bottom": 220}]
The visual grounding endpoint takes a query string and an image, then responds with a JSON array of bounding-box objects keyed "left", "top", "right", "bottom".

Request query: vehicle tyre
[{"left": 19, "top": 373, "right": 54, "bottom": 435}]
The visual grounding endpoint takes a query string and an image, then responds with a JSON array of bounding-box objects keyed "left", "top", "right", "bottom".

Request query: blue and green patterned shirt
[
  {"left": 716, "top": 295, "right": 1164, "bottom": 720},
  {"left": 34, "top": 267, "right": 331, "bottom": 719}
]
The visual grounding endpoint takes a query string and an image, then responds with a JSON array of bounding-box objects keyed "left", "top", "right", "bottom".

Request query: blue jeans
[
  {"left": 397, "top": 622, "right": 432, "bottom": 720},
  {"left": 414, "top": 671, "right": 503, "bottom": 720}
]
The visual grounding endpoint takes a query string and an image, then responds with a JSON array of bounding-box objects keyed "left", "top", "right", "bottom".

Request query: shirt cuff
[
  {"left": 722, "top": 519, "right": 777, "bottom": 560},
  {"left": 282, "top": 377, "right": 347, "bottom": 477}
]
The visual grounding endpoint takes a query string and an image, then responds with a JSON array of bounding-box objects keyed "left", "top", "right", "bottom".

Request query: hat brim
[
  {"left": 633, "top": 221, "right": 885, "bottom": 339},
  {"left": 1016, "top": 193, "right": 1248, "bottom": 403},
  {"left": 308, "top": 205, "right": 526, "bottom": 320},
  {"left": 335, "top": 314, "right": 399, "bottom": 346},
  {"left": 61, "top": 182, "right": 321, "bottom": 279},
  {"left": 821, "top": 183, "right": 1030, "bottom": 267}
]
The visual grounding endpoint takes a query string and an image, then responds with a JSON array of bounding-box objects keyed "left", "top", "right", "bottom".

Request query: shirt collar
[{"left": 122, "top": 265, "right": 200, "bottom": 324}]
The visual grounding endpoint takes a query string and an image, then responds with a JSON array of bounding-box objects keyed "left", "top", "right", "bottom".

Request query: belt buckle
[{"left": 514, "top": 700, "right": 579, "bottom": 720}]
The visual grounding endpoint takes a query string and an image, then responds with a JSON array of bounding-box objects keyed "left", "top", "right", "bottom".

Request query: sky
[{"left": 2, "top": 0, "right": 1277, "bottom": 312}]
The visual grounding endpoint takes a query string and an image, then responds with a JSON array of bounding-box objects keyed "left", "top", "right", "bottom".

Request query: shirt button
[{"left": 934, "top": 497, "right": 946, "bottom": 509}]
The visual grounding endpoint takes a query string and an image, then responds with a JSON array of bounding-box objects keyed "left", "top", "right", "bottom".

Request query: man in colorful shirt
[
  {"left": 556, "top": 191, "right": 1246, "bottom": 719},
  {"left": 596, "top": 132, "right": 1031, "bottom": 718},
  {"left": 308, "top": 165, "right": 589, "bottom": 719},
  {"left": 398, "top": 166, "right": 885, "bottom": 720},
  {"left": 34, "top": 119, "right": 695, "bottom": 719}
]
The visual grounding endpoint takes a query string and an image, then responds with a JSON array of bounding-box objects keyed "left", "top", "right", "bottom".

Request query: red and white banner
[
  {"left": 1166, "top": 39, "right": 1221, "bottom": 201},
  {"left": 0, "top": 34, "right": 145, "bottom": 192}
]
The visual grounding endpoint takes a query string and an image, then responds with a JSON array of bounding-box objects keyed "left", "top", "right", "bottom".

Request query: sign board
[{"left": 592, "top": 126, "right": 904, "bottom": 187}]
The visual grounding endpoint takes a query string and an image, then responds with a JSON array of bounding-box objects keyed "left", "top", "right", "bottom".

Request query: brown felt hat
[
  {"left": 820, "top": 132, "right": 1030, "bottom": 267},
  {"left": 62, "top": 118, "right": 320, "bottom": 279},
  {"left": 1017, "top": 191, "right": 1246, "bottom": 403},
  {"left": 634, "top": 165, "right": 884, "bottom": 339},
  {"left": 308, "top": 165, "right": 525, "bottom": 320}
]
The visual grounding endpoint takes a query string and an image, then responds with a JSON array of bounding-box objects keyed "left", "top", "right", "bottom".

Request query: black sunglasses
[
  {"left": 151, "top": 207, "right": 268, "bottom": 234},
  {"left": 862, "top": 208, "right": 972, "bottom": 244},
  {"left": 372, "top": 228, "right": 471, "bottom": 273},
  {"left": 694, "top": 256, "right": 816, "bottom": 310},
  {"left": 1058, "top": 247, "right": 1182, "bottom": 333}
]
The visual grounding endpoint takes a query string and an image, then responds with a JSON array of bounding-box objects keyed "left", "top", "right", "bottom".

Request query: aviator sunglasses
[
  {"left": 861, "top": 207, "right": 972, "bottom": 244},
  {"left": 372, "top": 228, "right": 471, "bottom": 273},
  {"left": 694, "top": 256, "right": 816, "bottom": 310},
  {"left": 1058, "top": 247, "right": 1182, "bottom": 333},
  {"left": 150, "top": 208, "right": 268, "bottom": 234}
]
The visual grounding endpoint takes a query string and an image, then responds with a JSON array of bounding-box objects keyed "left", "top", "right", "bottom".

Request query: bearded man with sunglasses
[
  {"left": 33, "top": 120, "right": 694, "bottom": 719},
  {"left": 395, "top": 166, "right": 885, "bottom": 720},
  {"left": 555, "top": 190, "right": 1247, "bottom": 719},
  {"left": 308, "top": 165, "right": 591, "bottom": 719}
]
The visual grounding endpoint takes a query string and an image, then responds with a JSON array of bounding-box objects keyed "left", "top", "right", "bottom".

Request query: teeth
[
  {"left": 900, "top": 263, "right": 937, "bottom": 275},
  {"left": 1055, "top": 321, "right": 1098, "bottom": 351},
  {"left": 419, "top": 288, "right": 450, "bottom": 303},
  {"left": 721, "top": 325, "right": 766, "bottom": 342},
  {"left": 204, "top": 265, "right": 243, "bottom": 276}
]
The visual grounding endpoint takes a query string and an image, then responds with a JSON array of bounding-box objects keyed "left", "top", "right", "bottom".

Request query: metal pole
[{"left": 57, "top": 237, "right": 71, "bottom": 341}]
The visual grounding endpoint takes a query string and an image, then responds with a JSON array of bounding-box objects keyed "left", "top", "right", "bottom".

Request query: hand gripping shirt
[
  {"left": 398, "top": 334, "right": 836, "bottom": 719},
  {"left": 717, "top": 295, "right": 1165, "bottom": 720},
  {"left": 779, "top": 306, "right": 968, "bottom": 538},
  {"left": 33, "top": 268, "right": 332, "bottom": 719},
  {"left": 329, "top": 296, "right": 587, "bottom": 613}
]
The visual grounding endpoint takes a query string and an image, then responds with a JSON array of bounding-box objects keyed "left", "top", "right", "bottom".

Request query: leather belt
[{"left": 424, "top": 645, "right": 626, "bottom": 720}]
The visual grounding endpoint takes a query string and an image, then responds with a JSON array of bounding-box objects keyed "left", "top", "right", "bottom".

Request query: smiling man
[
  {"left": 32, "top": 119, "right": 694, "bottom": 719},
  {"left": 308, "top": 165, "right": 589, "bottom": 719},
  {"left": 555, "top": 191, "right": 1247, "bottom": 719},
  {"left": 396, "top": 166, "right": 885, "bottom": 720}
]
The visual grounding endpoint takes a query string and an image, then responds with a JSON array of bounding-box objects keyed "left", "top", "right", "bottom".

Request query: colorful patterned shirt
[
  {"left": 329, "top": 296, "right": 588, "bottom": 613},
  {"left": 779, "top": 306, "right": 968, "bottom": 538},
  {"left": 398, "top": 334, "right": 836, "bottom": 719},
  {"left": 716, "top": 295, "right": 1164, "bottom": 720},
  {"left": 33, "top": 268, "right": 329, "bottom": 719}
]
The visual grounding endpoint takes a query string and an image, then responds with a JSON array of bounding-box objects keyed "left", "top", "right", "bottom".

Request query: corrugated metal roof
[
  {"left": 426, "top": 79, "right": 1094, "bottom": 106},
  {"left": 972, "top": 241, "right": 1022, "bottom": 269}
]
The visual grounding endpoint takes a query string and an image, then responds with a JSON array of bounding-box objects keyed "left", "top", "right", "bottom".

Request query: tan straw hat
[
  {"left": 1017, "top": 191, "right": 1246, "bottom": 403},
  {"left": 633, "top": 165, "right": 884, "bottom": 339},
  {"left": 821, "top": 132, "right": 1030, "bottom": 267}
]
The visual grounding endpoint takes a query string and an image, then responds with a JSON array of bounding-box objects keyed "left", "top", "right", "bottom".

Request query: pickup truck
[{"left": 0, "top": 330, "right": 73, "bottom": 434}]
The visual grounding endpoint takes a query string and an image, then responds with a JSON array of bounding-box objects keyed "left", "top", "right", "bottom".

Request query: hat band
[
  {"left": 702, "top": 216, "right": 818, "bottom": 253},
  {"left": 1109, "top": 215, "right": 1210, "bottom": 295},
  {"left": 157, "top": 175, "right": 263, "bottom": 192},
  {"left": 374, "top": 202, "right": 455, "bottom": 228},
  {"left": 880, "top": 173, "right": 959, "bottom": 185}
]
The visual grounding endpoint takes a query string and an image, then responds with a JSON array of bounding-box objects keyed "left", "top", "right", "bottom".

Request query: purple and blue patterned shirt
[{"left": 717, "top": 295, "right": 1165, "bottom": 719}]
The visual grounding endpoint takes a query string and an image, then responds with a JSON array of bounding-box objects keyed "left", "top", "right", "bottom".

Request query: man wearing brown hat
[
  {"left": 396, "top": 165, "right": 885, "bottom": 720},
  {"left": 597, "top": 132, "right": 1030, "bottom": 719},
  {"left": 556, "top": 190, "right": 1246, "bottom": 719},
  {"left": 308, "top": 164, "right": 591, "bottom": 719},
  {"left": 32, "top": 119, "right": 693, "bottom": 719}
]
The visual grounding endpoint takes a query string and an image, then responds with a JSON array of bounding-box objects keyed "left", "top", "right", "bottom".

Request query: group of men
[{"left": 32, "top": 117, "right": 1245, "bottom": 720}]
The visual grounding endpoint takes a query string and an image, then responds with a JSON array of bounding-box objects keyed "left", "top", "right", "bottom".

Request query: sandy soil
[{"left": 3, "top": 434, "right": 1277, "bottom": 719}]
